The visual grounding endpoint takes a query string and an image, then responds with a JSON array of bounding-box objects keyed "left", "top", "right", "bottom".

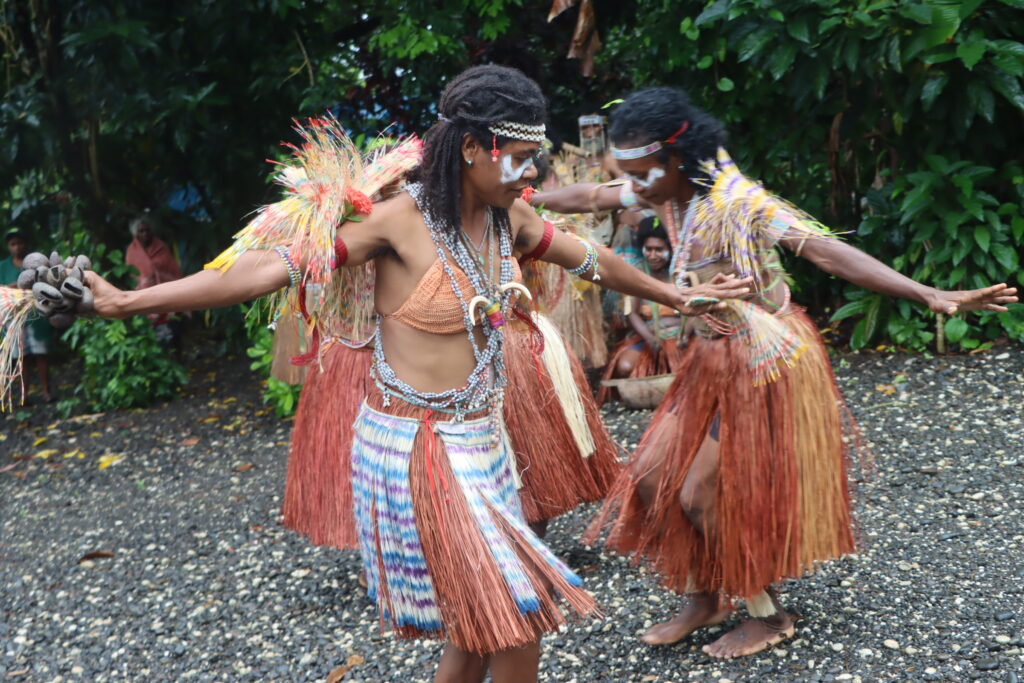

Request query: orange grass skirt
[
  {"left": 353, "top": 384, "right": 598, "bottom": 652},
  {"left": 503, "top": 319, "right": 622, "bottom": 523},
  {"left": 281, "top": 341, "right": 372, "bottom": 549},
  {"left": 588, "top": 309, "right": 862, "bottom": 602}
]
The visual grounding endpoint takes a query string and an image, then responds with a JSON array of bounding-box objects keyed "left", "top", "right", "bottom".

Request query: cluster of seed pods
[{"left": 15, "top": 252, "right": 94, "bottom": 330}]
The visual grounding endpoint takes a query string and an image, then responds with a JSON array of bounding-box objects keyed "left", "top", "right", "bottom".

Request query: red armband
[
  {"left": 333, "top": 235, "right": 348, "bottom": 269},
  {"left": 521, "top": 221, "right": 554, "bottom": 262}
]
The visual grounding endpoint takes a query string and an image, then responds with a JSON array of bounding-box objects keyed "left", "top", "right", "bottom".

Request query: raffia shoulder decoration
[
  {"left": 691, "top": 147, "right": 835, "bottom": 290},
  {"left": 206, "top": 116, "right": 422, "bottom": 345}
]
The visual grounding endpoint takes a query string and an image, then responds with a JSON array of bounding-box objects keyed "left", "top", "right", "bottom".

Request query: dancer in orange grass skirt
[{"left": 533, "top": 86, "right": 1016, "bottom": 659}]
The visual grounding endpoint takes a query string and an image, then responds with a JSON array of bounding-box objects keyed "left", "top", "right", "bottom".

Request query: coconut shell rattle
[{"left": 15, "top": 251, "right": 95, "bottom": 330}]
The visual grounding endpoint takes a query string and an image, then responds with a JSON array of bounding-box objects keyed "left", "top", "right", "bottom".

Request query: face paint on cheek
[{"left": 499, "top": 154, "right": 534, "bottom": 184}]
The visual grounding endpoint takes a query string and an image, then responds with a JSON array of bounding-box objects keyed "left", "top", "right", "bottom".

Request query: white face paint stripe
[
  {"left": 628, "top": 167, "right": 666, "bottom": 189},
  {"left": 500, "top": 154, "right": 535, "bottom": 184}
]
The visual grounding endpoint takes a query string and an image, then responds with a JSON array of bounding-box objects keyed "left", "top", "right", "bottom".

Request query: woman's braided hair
[
  {"left": 411, "top": 64, "right": 547, "bottom": 233},
  {"left": 609, "top": 87, "right": 727, "bottom": 188}
]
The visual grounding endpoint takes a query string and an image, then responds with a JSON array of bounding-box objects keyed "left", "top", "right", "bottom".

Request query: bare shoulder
[{"left": 509, "top": 198, "right": 543, "bottom": 241}]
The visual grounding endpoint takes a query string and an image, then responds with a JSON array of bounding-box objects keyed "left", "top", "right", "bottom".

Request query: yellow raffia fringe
[
  {"left": 535, "top": 313, "right": 596, "bottom": 458},
  {"left": 692, "top": 147, "right": 835, "bottom": 290},
  {"left": 206, "top": 116, "right": 421, "bottom": 345},
  {"left": 0, "top": 287, "right": 35, "bottom": 411}
]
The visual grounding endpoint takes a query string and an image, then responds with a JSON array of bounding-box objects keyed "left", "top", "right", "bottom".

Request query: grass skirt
[
  {"left": 597, "top": 333, "right": 685, "bottom": 405},
  {"left": 352, "top": 386, "right": 598, "bottom": 653},
  {"left": 588, "top": 309, "right": 860, "bottom": 602},
  {"left": 503, "top": 319, "right": 622, "bottom": 523},
  {"left": 281, "top": 341, "right": 372, "bottom": 549}
]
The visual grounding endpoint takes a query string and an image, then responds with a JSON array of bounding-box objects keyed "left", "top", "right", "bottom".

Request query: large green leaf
[
  {"left": 956, "top": 41, "right": 986, "bottom": 70},
  {"left": 944, "top": 316, "right": 969, "bottom": 343}
]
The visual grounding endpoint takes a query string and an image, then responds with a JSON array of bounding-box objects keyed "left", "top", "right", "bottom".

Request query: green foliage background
[{"left": 3, "top": 0, "right": 1023, "bottom": 352}]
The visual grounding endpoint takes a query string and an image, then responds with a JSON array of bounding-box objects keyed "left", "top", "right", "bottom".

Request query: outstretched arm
[
  {"left": 786, "top": 234, "right": 1017, "bottom": 314},
  {"left": 530, "top": 182, "right": 627, "bottom": 214},
  {"left": 85, "top": 202, "right": 393, "bottom": 319},
  {"left": 514, "top": 200, "right": 751, "bottom": 315}
]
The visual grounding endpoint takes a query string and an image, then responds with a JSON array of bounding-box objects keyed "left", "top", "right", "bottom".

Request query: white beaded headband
[
  {"left": 611, "top": 120, "right": 691, "bottom": 160},
  {"left": 488, "top": 120, "right": 547, "bottom": 143}
]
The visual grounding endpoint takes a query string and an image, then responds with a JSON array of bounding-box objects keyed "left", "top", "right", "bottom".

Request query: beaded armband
[
  {"left": 274, "top": 246, "right": 301, "bottom": 287},
  {"left": 566, "top": 242, "right": 600, "bottom": 281}
]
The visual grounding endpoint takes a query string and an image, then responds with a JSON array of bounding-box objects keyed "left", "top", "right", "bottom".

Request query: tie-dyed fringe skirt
[
  {"left": 589, "top": 309, "right": 866, "bottom": 604},
  {"left": 351, "top": 388, "right": 598, "bottom": 654}
]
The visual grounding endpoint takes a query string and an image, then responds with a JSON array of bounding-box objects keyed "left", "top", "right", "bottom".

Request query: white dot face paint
[
  {"left": 499, "top": 153, "right": 535, "bottom": 184},
  {"left": 627, "top": 166, "right": 666, "bottom": 189}
]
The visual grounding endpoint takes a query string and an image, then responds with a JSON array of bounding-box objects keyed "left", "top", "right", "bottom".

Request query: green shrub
[{"left": 61, "top": 315, "right": 188, "bottom": 413}]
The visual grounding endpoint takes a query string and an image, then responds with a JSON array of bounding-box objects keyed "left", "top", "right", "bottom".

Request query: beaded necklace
[
  {"left": 665, "top": 198, "right": 696, "bottom": 288},
  {"left": 371, "top": 183, "right": 514, "bottom": 421}
]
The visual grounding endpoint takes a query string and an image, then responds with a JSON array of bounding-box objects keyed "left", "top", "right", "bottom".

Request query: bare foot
[
  {"left": 701, "top": 612, "right": 795, "bottom": 659},
  {"left": 641, "top": 594, "right": 732, "bottom": 646}
]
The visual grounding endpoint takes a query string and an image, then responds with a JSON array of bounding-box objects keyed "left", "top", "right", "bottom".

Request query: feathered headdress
[{"left": 206, "top": 115, "right": 422, "bottom": 350}]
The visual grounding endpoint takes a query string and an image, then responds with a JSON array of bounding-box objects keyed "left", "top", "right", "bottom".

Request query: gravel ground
[{"left": 2, "top": 345, "right": 1022, "bottom": 682}]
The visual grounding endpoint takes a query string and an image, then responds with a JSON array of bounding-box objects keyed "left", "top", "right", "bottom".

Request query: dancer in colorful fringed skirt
[
  {"left": 533, "top": 86, "right": 1016, "bottom": 660},
  {"left": 76, "top": 68, "right": 752, "bottom": 681}
]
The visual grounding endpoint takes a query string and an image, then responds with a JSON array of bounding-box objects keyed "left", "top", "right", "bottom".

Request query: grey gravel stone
[{"left": 2, "top": 345, "right": 1023, "bottom": 681}]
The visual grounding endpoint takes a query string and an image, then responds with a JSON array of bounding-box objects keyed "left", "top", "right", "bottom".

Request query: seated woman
[{"left": 598, "top": 217, "right": 682, "bottom": 404}]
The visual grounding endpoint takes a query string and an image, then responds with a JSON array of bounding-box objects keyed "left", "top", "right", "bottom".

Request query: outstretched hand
[
  {"left": 83, "top": 271, "right": 128, "bottom": 319},
  {"left": 673, "top": 273, "right": 754, "bottom": 316},
  {"left": 927, "top": 283, "right": 1018, "bottom": 315}
]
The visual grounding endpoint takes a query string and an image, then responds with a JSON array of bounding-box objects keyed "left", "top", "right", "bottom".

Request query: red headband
[{"left": 665, "top": 120, "right": 690, "bottom": 144}]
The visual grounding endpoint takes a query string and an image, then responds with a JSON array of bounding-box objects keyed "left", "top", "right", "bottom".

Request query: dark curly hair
[
  {"left": 410, "top": 65, "right": 547, "bottom": 233},
  {"left": 609, "top": 87, "right": 727, "bottom": 187},
  {"left": 634, "top": 215, "right": 670, "bottom": 251}
]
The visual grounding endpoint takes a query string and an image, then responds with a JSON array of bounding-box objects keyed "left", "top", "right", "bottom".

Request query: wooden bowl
[{"left": 600, "top": 373, "right": 675, "bottom": 409}]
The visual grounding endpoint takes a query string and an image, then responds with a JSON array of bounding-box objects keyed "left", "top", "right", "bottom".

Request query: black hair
[
  {"left": 609, "top": 87, "right": 727, "bottom": 187},
  {"left": 411, "top": 65, "right": 547, "bottom": 233},
  {"left": 4, "top": 228, "right": 27, "bottom": 244},
  {"left": 635, "top": 216, "right": 670, "bottom": 250}
]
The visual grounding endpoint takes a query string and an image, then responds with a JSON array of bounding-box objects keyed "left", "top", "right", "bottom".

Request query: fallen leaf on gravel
[
  {"left": 326, "top": 655, "right": 365, "bottom": 683},
  {"left": 97, "top": 454, "right": 124, "bottom": 470},
  {"left": 875, "top": 384, "right": 896, "bottom": 395},
  {"left": 33, "top": 436, "right": 48, "bottom": 446},
  {"left": 79, "top": 550, "right": 115, "bottom": 562},
  {"left": 63, "top": 449, "right": 84, "bottom": 459},
  {"left": 641, "top": 677, "right": 657, "bottom": 682},
  {"left": 233, "top": 463, "right": 254, "bottom": 472},
  {"left": 0, "top": 462, "right": 21, "bottom": 473},
  {"left": 6, "top": 669, "right": 29, "bottom": 678},
  {"left": 201, "top": 414, "right": 222, "bottom": 423},
  {"left": 181, "top": 437, "right": 200, "bottom": 446},
  {"left": 0, "top": 433, "right": 6, "bottom": 441},
  {"left": 34, "top": 449, "right": 58, "bottom": 459},
  {"left": 89, "top": 431, "right": 102, "bottom": 437}
]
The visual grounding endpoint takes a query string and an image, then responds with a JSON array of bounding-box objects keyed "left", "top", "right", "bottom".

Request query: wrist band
[
  {"left": 334, "top": 235, "right": 349, "bottom": 268},
  {"left": 566, "top": 242, "right": 600, "bottom": 281},
  {"left": 619, "top": 182, "right": 639, "bottom": 208},
  {"left": 521, "top": 221, "right": 554, "bottom": 262},
  {"left": 274, "top": 246, "right": 301, "bottom": 287}
]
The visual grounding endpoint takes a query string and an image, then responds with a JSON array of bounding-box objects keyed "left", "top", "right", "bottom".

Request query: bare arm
[
  {"left": 85, "top": 197, "right": 397, "bottom": 319},
  {"left": 514, "top": 200, "right": 751, "bottom": 314},
  {"left": 530, "top": 182, "right": 625, "bottom": 214},
  {"left": 786, "top": 234, "right": 1017, "bottom": 314},
  {"left": 627, "top": 300, "right": 660, "bottom": 350}
]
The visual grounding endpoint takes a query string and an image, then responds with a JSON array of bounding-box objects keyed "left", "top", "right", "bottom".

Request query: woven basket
[{"left": 600, "top": 373, "right": 675, "bottom": 409}]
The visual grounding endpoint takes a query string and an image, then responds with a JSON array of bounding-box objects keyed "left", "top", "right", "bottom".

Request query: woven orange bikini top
[{"left": 382, "top": 257, "right": 523, "bottom": 334}]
